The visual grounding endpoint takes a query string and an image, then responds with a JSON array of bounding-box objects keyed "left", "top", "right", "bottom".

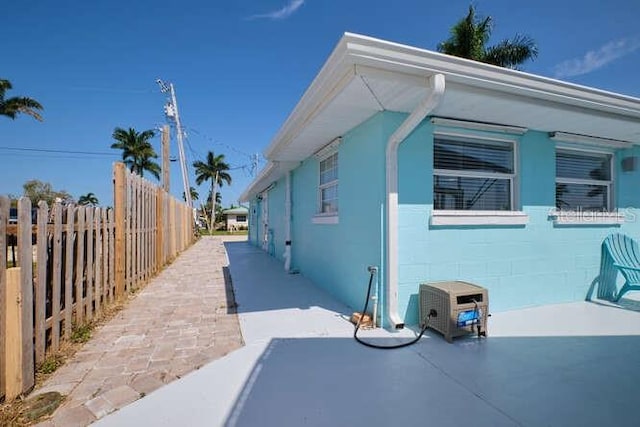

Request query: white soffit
[{"left": 271, "top": 75, "right": 382, "bottom": 161}]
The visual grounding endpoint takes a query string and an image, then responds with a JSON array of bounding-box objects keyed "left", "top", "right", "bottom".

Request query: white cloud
[
  {"left": 247, "top": 0, "right": 305, "bottom": 21},
  {"left": 554, "top": 37, "right": 640, "bottom": 78}
]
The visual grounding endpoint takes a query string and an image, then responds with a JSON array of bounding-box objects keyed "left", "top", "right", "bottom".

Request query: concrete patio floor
[{"left": 98, "top": 240, "right": 640, "bottom": 427}]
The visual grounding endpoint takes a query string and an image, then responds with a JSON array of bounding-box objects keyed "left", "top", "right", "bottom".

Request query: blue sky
[{"left": 2, "top": 0, "right": 639, "bottom": 207}]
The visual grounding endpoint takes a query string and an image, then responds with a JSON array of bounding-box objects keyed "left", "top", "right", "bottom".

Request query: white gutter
[{"left": 385, "top": 73, "right": 445, "bottom": 329}]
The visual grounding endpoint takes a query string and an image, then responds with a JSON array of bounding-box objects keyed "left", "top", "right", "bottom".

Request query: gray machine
[{"left": 419, "top": 281, "right": 488, "bottom": 342}]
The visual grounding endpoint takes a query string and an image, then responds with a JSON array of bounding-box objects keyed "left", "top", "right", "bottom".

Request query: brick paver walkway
[{"left": 33, "top": 236, "right": 245, "bottom": 426}]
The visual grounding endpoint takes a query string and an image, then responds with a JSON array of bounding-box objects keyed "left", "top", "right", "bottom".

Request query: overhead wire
[{"left": 0, "top": 146, "right": 116, "bottom": 156}]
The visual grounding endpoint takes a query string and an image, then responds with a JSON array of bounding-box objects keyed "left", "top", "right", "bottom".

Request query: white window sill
[
  {"left": 549, "top": 210, "right": 625, "bottom": 225},
  {"left": 431, "top": 210, "right": 529, "bottom": 226},
  {"left": 312, "top": 214, "right": 339, "bottom": 225}
]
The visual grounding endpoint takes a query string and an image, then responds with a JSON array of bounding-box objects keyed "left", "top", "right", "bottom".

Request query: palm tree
[
  {"left": 110, "top": 127, "right": 161, "bottom": 179},
  {"left": 193, "top": 151, "right": 231, "bottom": 231},
  {"left": 438, "top": 5, "right": 538, "bottom": 69},
  {"left": 183, "top": 186, "right": 199, "bottom": 203},
  {"left": 0, "top": 79, "right": 43, "bottom": 121},
  {"left": 78, "top": 192, "right": 99, "bottom": 206}
]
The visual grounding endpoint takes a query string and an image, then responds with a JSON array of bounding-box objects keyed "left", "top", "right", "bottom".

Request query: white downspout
[
  {"left": 283, "top": 171, "right": 292, "bottom": 272},
  {"left": 385, "top": 73, "right": 445, "bottom": 329},
  {"left": 261, "top": 191, "right": 269, "bottom": 252}
]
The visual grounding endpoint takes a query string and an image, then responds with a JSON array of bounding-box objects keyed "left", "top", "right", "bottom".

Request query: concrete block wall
[{"left": 398, "top": 121, "right": 640, "bottom": 324}]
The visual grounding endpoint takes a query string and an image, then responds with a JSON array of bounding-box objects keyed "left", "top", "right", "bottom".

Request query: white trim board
[{"left": 431, "top": 210, "right": 529, "bottom": 226}]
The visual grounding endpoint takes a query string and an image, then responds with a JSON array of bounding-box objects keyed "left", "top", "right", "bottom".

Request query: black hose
[{"left": 353, "top": 270, "right": 431, "bottom": 350}]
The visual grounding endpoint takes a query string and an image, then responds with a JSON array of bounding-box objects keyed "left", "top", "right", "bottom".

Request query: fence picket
[
  {"left": 136, "top": 176, "right": 142, "bottom": 286},
  {"left": 85, "top": 207, "right": 94, "bottom": 321},
  {"left": 52, "top": 202, "right": 63, "bottom": 352},
  {"left": 94, "top": 208, "right": 102, "bottom": 317},
  {"left": 75, "top": 207, "right": 85, "bottom": 324},
  {"left": 108, "top": 209, "right": 115, "bottom": 303},
  {"left": 125, "top": 171, "right": 132, "bottom": 292},
  {"left": 64, "top": 205, "right": 75, "bottom": 340},
  {"left": 35, "top": 201, "right": 48, "bottom": 365},
  {"left": 102, "top": 209, "right": 109, "bottom": 305}
]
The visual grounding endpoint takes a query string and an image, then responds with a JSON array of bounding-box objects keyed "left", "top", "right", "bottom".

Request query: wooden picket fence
[{"left": 0, "top": 162, "right": 194, "bottom": 401}]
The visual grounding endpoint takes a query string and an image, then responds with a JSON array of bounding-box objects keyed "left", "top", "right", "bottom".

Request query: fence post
[
  {"left": 5, "top": 267, "right": 23, "bottom": 400},
  {"left": 17, "top": 197, "right": 34, "bottom": 393},
  {"left": 0, "top": 196, "right": 8, "bottom": 398},
  {"left": 114, "top": 163, "right": 126, "bottom": 299}
]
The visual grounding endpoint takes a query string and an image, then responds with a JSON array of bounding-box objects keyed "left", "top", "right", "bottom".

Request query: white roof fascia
[
  {"left": 263, "top": 33, "right": 640, "bottom": 166},
  {"left": 344, "top": 33, "right": 640, "bottom": 118}
]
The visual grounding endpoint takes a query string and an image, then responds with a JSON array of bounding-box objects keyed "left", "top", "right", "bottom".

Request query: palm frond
[
  {"left": 483, "top": 35, "right": 538, "bottom": 69},
  {"left": 437, "top": 6, "right": 537, "bottom": 70}
]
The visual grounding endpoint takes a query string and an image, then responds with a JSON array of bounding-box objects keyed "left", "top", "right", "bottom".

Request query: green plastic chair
[{"left": 600, "top": 233, "right": 640, "bottom": 302}]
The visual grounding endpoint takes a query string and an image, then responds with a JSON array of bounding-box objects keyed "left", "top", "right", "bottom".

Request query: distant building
[{"left": 222, "top": 207, "right": 249, "bottom": 231}]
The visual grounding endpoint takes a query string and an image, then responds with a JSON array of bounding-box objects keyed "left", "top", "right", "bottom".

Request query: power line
[
  {"left": 65, "top": 86, "right": 157, "bottom": 94},
  {"left": 0, "top": 152, "right": 117, "bottom": 160},
  {"left": 0, "top": 146, "right": 116, "bottom": 156},
  {"left": 185, "top": 127, "right": 255, "bottom": 160}
]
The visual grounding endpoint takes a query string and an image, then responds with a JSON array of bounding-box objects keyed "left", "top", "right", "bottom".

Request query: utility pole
[
  {"left": 209, "top": 170, "right": 219, "bottom": 232},
  {"left": 157, "top": 79, "right": 192, "bottom": 209},
  {"left": 161, "top": 125, "right": 170, "bottom": 192}
]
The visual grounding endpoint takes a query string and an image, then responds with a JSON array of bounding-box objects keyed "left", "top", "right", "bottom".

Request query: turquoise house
[{"left": 240, "top": 33, "right": 640, "bottom": 328}]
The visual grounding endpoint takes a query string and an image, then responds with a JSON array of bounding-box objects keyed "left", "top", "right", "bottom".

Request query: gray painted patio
[{"left": 97, "top": 240, "right": 640, "bottom": 427}]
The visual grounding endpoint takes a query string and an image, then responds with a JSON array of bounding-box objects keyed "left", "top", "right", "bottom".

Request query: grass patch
[
  {"left": 199, "top": 230, "right": 248, "bottom": 236},
  {"left": 0, "top": 392, "right": 65, "bottom": 426},
  {"left": 39, "top": 354, "right": 65, "bottom": 375},
  {"left": 70, "top": 323, "right": 93, "bottom": 344}
]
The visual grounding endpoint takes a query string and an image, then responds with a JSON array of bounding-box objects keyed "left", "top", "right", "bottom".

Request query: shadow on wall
[
  {"left": 223, "top": 241, "right": 351, "bottom": 315},
  {"left": 225, "top": 335, "right": 640, "bottom": 427}
]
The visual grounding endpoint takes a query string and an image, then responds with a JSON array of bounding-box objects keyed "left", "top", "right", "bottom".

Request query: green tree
[
  {"left": 78, "top": 192, "right": 99, "bottom": 206},
  {"left": 110, "top": 127, "right": 161, "bottom": 179},
  {"left": 183, "top": 186, "right": 199, "bottom": 203},
  {"left": 0, "top": 79, "right": 43, "bottom": 121},
  {"left": 193, "top": 151, "right": 231, "bottom": 231},
  {"left": 438, "top": 5, "right": 538, "bottom": 69},
  {"left": 23, "top": 180, "right": 73, "bottom": 205}
]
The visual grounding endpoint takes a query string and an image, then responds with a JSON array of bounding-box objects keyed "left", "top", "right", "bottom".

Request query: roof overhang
[{"left": 240, "top": 33, "right": 640, "bottom": 202}]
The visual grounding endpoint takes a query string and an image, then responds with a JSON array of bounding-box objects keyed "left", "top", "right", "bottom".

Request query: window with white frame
[
  {"left": 434, "top": 136, "right": 515, "bottom": 211},
  {"left": 556, "top": 149, "right": 612, "bottom": 212},
  {"left": 319, "top": 152, "right": 338, "bottom": 214}
]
